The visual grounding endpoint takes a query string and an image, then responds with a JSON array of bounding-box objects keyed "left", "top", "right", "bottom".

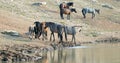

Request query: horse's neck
[{"left": 95, "top": 9, "right": 99, "bottom": 14}]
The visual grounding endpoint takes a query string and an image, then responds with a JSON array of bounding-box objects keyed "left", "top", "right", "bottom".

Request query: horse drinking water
[{"left": 82, "top": 7, "right": 100, "bottom": 19}]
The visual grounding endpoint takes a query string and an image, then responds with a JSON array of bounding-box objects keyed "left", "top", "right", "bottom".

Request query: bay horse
[
  {"left": 43, "top": 22, "right": 64, "bottom": 43},
  {"left": 59, "top": 2, "right": 74, "bottom": 19},
  {"left": 63, "top": 8, "right": 77, "bottom": 20},
  {"left": 82, "top": 7, "right": 100, "bottom": 19}
]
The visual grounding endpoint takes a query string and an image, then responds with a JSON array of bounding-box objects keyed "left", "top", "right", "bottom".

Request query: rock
[
  {"left": 101, "top": 4, "right": 114, "bottom": 9},
  {"left": 32, "top": 2, "right": 47, "bottom": 6},
  {"left": 1, "top": 30, "right": 20, "bottom": 37}
]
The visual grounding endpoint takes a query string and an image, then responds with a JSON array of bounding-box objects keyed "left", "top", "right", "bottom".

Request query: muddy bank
[{"left": 0, "top": 44, "right": 54, "bottom": 62}]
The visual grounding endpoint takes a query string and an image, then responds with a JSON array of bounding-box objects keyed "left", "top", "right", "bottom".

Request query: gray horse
[
  {"left": 82, "top": 7, "right": 100, "bottom": 19},
  {"left": 44, "top": 22, "right": 64, "bottom": 43},
  {"left": 64, "top": 26, "right": 82, "bottom": 44},
  {"left": 28, "top": 25, "right": 35, "bottom": 40}
]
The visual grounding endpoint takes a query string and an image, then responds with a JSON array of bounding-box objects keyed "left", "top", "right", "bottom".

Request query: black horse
[
  {"left": 59, "top": 2, "right": 74, "bottom": 19},
  {"left": 34, "top": 21, "right": 42, "bottom": 39},
  {"left": 62, "top": 8, "right": 77, "bottom": 20},
  {"left": 82, "top": 7, "right": 100, "bottom": 19},
  {"left": 34, "top": 21, "right": 47, "bottom": 40},
  {"left": 44, "top": 22, "right": 64, "bottom": 42}
]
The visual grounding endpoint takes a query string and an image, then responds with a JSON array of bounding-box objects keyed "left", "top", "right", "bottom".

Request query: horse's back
[
  {"left": 65, "top": 26, "right": 76, "bottom": 35},
  {"left": 82, "top": 7, "right": 95, "bottom": 13}
]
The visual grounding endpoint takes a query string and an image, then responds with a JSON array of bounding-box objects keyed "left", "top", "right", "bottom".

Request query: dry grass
[{"left": 0, "top": 0, "right": 120, "bottom": 46}]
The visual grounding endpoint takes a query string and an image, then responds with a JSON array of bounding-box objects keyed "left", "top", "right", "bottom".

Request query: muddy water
[
  {"left": 46, "top": 43, "right": 120, "bottom": 63},
  {"left": 10, "top": 43, "right": 120, "bottom": 63}
]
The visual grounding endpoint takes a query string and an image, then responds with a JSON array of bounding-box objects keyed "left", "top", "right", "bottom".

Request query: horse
[
  {"left": 44, "top": 22, "right": 64, "bottom": 42},
  {"left": 59, "top": 2, "right": 74, "bottom": 19},
  {"left": 28, "top": 25, "right": 35, "bottom": 40},
  {"left": 62, "top": 8, "right": 77, "bottom": 20},
  {"left": 82, "top": 7, "right": 100, "bottom": 19},
  {"left": 34, "top": 21, "right": 42, "bottom": 39},
  {"left": 34, "top": 21, "right": 48, "bottom": 40},
  {"left": 64, "top": 26, "right": 82, "bottom": 44}
]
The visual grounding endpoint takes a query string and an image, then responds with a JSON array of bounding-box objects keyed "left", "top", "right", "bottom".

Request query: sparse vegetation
[{"left": 0, "top": 0, "right": 120, "bottom": 51}]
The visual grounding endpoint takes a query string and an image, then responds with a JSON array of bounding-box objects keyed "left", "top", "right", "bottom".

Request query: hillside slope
[{"left": 0, "top": 0, "right": 120, "bottom": 44}]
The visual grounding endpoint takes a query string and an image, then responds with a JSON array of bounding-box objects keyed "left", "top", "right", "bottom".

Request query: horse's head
[
  {"left": 67, "top": 2, "right": 74, "bottom": 7},
  {"left": 95, "top": 9, "right": 100, "bottom": 14},
  {"left": 34, "top": 21, "right": 40, "bottom": 26},
  {"left": 70, "top": 8, "right": 77, "bottom": 13}
]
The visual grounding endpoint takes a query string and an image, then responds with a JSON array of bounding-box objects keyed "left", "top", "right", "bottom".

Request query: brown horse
[
  {"left": 63, "top": 8, "right": 77, "bottom": 20},
  {"left": 59, "top": 2, "right": 74, "bottom": 19}
]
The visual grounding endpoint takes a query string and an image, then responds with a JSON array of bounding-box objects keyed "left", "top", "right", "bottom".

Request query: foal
[{"left": 82, "top": 7, "right": 100, "bottom": 19}]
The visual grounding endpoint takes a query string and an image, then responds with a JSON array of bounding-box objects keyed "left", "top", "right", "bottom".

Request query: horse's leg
[
  {"left": 92, "top": 13, "right": 95, "bottom": 19},
  {"left": 58, "top": 33, "right": 63, "bottom": 43},
  {"left": 60, "top": 10, "right": 64, "bottom": 19},
  {"left": 45, "top": 31, "right": 48, "bottom": 40},
  {"left": 72, "top": 34, "right": 74, "bottom": 42},
  {"left": 65, "top": 33, "right": 67, "bottom": 42},
  {"left": 82, "top": 10, "right": 86, "bottom": 18},
  {"left": 38, "top": 32, "right": 42, "bottom": 40},
  {"left": 67, "top": 14, "right": 70, "bottom": 20},
  {"left": 64, "top": 27, "right": 68, "bottom": 41},
  {"left": 31, "top": 32, "right": 34, "bottom": 40},
  {"left": 84, "top": 14, "right": 86, "bottom": 18},
  {"left": 41, "top": 32, "right": 45, "bottom": 41},
  {"left": 72, "top": 34, "right": 76, "bottom": 45},
  {"left": 53, "top": 33, "right": 55, "bottom": 41},
  {"left": 73, "top": 34, "right": 76, "bottom": 45},
  {"left": 50, "top": 32, "right": 53, "bottom": 41}
]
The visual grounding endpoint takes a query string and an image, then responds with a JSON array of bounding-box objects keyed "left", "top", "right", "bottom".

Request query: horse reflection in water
[
  {"left": 34, "top": 53, "right": 48, "bottom": 63},
  {"left": 48, "top": 48, "right": 76, "bottom": 63}
]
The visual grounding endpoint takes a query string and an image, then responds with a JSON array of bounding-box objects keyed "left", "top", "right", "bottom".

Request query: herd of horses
[
  {"left": 59, "top": 2, "right": 100, "bottom": 19},
  {"left": 28, "top": 21, "right": 82, "bottom": 44},
  {"left": 28, "top": 2, "right": 100, "bottom": 44}
]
